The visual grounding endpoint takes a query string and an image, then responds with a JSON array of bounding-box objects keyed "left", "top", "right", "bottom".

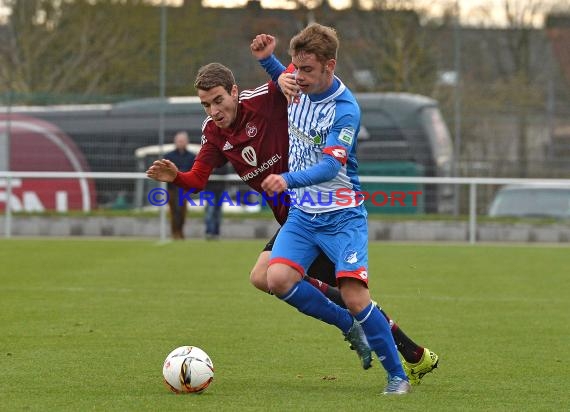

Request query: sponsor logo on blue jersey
[{"left": 338, "top": 127, "right": 355, "bottom": 146}]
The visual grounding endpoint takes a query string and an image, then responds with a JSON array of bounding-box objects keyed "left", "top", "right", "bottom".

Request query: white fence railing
[{"left": 1, "top": 171, "right": 570, "bottom": 243}]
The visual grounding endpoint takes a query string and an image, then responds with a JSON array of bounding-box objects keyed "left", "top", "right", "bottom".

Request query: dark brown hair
[{"left": 194, "top": 63, "right": 235, "bottom": 94}]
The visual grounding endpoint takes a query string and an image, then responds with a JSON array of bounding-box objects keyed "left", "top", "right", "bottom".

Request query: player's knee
[
  {"left": 266, "top": 263, "right": 297, "bottom": 296},
  {"left": 339, "top": 278, "right": 370, "bottom": 315},
  {"left": 249, "top": 266, "right": 269, "bottom": 292}
]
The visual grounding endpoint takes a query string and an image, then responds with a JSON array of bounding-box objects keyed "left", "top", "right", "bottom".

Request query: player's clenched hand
[
  {"left": 146, "top": 159, "right": 178, "bottom": 183},
  {"left": 278, "top": 72, "right": 300, "bottom": 104},
  {"left": 261, "top": 174, "right": 287, "bottom": 196},
  {"left": 250, "top": 34, "right": 276, "bottom": 60}
]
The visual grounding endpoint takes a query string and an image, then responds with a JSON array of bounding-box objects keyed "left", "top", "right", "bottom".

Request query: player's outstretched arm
[
  {"left": 252, "top": 34, "right": 299, "bottom": 104},
  {"left": 147, "top": 160, "right": 213, "bottom": 192},
  {"left": 146, "top": 159, "right": 178, "bottom": 183},
  {"left": 250, "top": 34, "right": 276, "bottom": 60},
  {"left": 252, "top": 36, "right": 286, "bottom": 83}
]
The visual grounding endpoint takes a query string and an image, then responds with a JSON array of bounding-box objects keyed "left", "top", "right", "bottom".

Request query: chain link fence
[{"left": 2, "top": 2, "right": 570, "bottom": 216}]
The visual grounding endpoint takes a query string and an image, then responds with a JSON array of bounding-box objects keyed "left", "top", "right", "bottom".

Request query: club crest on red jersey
[{"left": 246, "top": 122, "right": 258, "bottom": 138}]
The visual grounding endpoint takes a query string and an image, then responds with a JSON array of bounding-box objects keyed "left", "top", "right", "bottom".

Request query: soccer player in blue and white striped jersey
[{"left": 256, "top": 24, "right": 411, "bottom": 395}]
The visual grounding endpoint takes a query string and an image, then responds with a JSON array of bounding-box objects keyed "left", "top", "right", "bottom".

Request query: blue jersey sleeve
[
  {"left": 281, "top": 155, "right": 340, "bottom": 188},
  {"left": 319, "top": 99, "right": 359, "bottom": 166},
  {"left": 258, "top": 55, "right": 286, "bottom": 84},
  {"left": 327, "top": 101, "right": 359, "bottom": 152}
]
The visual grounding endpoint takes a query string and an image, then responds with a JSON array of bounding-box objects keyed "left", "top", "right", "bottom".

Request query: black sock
[
  {"left": 303, "top": 275, "right": 346, "bottom": 308},
  {"left": 377, "top": 306, "right": 424, "bottom": 363}
]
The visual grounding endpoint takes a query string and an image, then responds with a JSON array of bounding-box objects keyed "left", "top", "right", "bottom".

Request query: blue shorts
[{"left": 269, "top": 205, "right": 369, "bottom": 285}]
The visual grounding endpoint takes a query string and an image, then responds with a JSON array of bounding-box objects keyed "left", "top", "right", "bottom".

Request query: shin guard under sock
[
  {"left": 280, "top": 280, "right": 353, "bottom": 333},
  {"left": 355, "top": 302, "right": 407, "bottom": 380}
]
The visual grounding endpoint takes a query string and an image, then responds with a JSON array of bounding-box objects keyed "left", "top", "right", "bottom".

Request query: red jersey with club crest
[{"left": 173, "top": 81, "right": 290, "bottom": 224}]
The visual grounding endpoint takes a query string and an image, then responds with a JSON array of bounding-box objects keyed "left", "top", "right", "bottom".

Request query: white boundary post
[
  {"left": 4, "top": 176, "right": 12, "bottom": 238},
  {"left": 159, "top": 181, "right": 167, "bottom": 243},
  {"left": 469, "top": 182, "right": 477, "bottom": 244}
]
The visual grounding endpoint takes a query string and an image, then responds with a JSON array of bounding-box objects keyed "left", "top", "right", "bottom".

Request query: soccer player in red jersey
[{"left": 147, "top": 61, "right": 438, "bottom": 383}]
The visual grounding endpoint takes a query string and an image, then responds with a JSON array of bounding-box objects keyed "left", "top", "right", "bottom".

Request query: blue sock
[
  {"left": 280, "top": 280, "right": 353, "bottom": 333},
  {"left": 355, "top": 302, "right": 407, "bottom": 380}
]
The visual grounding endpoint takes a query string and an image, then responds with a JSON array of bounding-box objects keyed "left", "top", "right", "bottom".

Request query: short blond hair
[{"left": 289, "top": 23, "right": 339, "bottom": 64}]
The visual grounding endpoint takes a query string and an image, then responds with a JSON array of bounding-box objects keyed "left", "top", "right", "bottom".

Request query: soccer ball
[{"left": 162, "top": 346, "right": 214, "bottom": 394}]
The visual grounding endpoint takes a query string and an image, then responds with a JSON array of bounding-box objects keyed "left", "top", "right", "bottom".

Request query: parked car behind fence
[{"left": 488, "top": 184, "right": 570, "bottom": 219}]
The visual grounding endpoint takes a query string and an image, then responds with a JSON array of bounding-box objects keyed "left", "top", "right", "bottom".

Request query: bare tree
[
  {"left": 339, "top": 1, "right": 437, "bottom": 93},
  {"left": 3, "top": 1, "right": 103, "bottom": 97},
  {"left": 475, "top": 0, "right": 558, "bottom": 177},
  {"left": 0, "top": 0, "right": 159, "bottom": 103}
]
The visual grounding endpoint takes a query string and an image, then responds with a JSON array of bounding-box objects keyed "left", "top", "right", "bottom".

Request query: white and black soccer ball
[{"left": 162, "top": 346, "right": 214, "bottom": 394}]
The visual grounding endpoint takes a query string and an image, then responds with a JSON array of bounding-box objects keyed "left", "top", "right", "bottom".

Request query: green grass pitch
[{"left": 1, "top": 239, "right": 568, "bottom": 411}]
